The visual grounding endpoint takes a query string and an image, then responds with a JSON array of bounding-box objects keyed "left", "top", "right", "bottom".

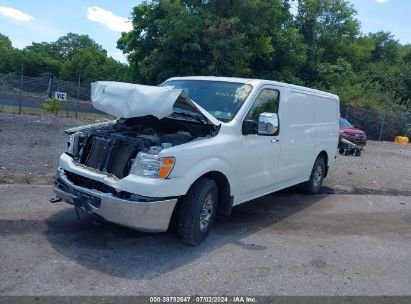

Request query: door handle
[{"left": 271, "top": 139, "right": 280, "bottom": 143}]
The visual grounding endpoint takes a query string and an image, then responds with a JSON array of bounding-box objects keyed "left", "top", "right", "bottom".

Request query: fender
[{"left": 177, "top": 156, "right": 234, "bottom": 194}]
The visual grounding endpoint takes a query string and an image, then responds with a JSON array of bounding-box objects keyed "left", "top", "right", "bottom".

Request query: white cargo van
[{"left": 52, "top": 76, "right": 339, "bottom": 245}]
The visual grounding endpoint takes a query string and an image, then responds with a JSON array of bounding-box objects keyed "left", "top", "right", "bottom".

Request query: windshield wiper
[{"left": 170, "top": 111, "right": 208, "bottom": 124}]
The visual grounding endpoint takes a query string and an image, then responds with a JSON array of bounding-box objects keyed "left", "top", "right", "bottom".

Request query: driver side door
[{"left": 234, "top": 86, "right": 281, "bottom": 203}]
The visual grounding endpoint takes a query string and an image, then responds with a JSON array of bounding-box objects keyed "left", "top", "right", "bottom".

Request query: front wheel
[
  {"left": 177, "top": 178, "right": 218, "bottom": 245},
  {"left": 298, "top": 156, "right": 325, "bottom": 194}
]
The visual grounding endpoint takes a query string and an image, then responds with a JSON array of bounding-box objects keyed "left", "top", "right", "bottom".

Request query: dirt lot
[{"left": 0, "top": 112, "right": 410, "bottom": 296}]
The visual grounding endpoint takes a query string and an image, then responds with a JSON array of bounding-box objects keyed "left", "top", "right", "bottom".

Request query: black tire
[
  {"left": 354, "top": 149, "right": 361, "bottom": 156},
  {"left": 177, "top": 177, "right": 218, "bottom": 245},
  {"left": 344, "top": 149, "right": 350, "bottom": 156},
  {"left": 339, "top": 148, "right": 345, "bottom": 155},
  {"left": 298, "top": 156, "right": 325, "bottom": 194}
]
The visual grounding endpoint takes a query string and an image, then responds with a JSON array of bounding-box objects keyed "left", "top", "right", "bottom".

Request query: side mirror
[{"left": 258, "top": 112, "right": 279, "bottom": 135}]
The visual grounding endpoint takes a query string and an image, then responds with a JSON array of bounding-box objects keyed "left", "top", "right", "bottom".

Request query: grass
[{"left": 0, "top": 104, "right": 113, "bottom": 121}]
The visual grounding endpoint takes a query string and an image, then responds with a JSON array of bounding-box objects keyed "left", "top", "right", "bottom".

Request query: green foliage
[
  {"left": 0, "top": 33, "right": 21, "bottom": 74},
  {"left": 0, "top": 0, "right": 410, "bottom": 114},
  {"left": 41, "top": 98, "right": 62, "bottom": 115},
  {"left": 116, "top": 0, "right": 410, "bottom": 112},
  {"left": 0, "top": 32, "right": 131, "bottom": 82},
  {"left": 53, "top": 33, "right": 104, "bottom": 60},
  {"left": 60, "top": 46, "right": 106, "bottom": 82},
  {"left": 118, "top": 0, "right": 306, "bottom": 84},
  {"left": 21, "top": 49, "right": 61, "bottom": 77}
]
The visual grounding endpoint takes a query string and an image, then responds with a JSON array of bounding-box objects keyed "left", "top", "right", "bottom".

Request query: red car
[{"left": 339, "top": 117, "right": 367, "bottom": 146}]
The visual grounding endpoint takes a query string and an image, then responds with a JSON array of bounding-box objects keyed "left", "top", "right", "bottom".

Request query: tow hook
[{"left": 49, "top": 196, "right": 62, "bottom": 203}]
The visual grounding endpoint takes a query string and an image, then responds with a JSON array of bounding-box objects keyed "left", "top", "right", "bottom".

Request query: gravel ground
[
  {"left": 1, "top": 186, "right": 410, "bottom": 296},
  {"left": 0, "top": 113, "right": 87, "bottom": 184},
  {"left": 0, "top": 112, "right": 410, "bottom": 296},
  {"left": 325, "top": 140, "right": 411, "bottom": 196}
]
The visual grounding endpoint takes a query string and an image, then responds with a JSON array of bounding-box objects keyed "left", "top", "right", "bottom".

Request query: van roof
[{"left": 166, "top": 76, "right": 339, "bottom": 100}]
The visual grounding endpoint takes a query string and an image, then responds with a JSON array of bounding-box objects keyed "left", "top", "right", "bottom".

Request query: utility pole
[
  {"left": 75, "top": 72, "right": 80, "bottom": 119},
  {"left": 18, "top": 63, "right": 23, "bottom": 114}
]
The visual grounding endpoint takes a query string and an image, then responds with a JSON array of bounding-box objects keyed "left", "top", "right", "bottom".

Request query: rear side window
[{"left": 245, "top": 89, "right": 279, "bottom": 122}]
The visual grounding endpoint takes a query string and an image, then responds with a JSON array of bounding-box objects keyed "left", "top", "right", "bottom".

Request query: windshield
[
  {"left": 339, "top": 117, "right": 353, "bottom": 128},
  {"left": 162, "top": 80, "right": 252, "bottom": 122}
]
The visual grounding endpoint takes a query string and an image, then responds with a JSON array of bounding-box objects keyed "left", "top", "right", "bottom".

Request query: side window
[{"left": 245, "top": 89, "right": 279, "bottom": 122}]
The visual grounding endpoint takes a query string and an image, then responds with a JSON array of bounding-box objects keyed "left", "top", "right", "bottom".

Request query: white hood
[{"left": 91, "top": 81, "right": 220, "bottom": 126}]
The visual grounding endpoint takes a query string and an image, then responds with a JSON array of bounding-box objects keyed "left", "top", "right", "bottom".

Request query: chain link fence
[
  {"left": 0, "top": 71, "right": 110, "bottom": 120},
  {"left": 342, "top": 106, "right": 411, "bottom": 141}
]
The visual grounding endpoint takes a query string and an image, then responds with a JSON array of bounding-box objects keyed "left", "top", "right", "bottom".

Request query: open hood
[{"left": 91, "top": 81, "right": 220, "bottom": 126}]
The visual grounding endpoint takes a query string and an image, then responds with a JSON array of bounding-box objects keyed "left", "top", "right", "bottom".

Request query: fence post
[
  {"left": 345, "top": 106, "right": 349, "bottom": 119},
  {"left": 18, "top": 63, "right": 23, "bottom": 114},
  {"left": 75, "top": 72, "right": 80, "bottom": 119},
  {"left": 378, "top": 109, "right": 387, "bottom": 141}
]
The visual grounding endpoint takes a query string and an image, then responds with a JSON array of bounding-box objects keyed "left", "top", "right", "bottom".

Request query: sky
[{"left": 0, "top": 0, "right": 410, "bottom": 63}]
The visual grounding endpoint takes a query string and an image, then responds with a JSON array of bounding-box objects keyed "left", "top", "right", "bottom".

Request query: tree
[
  {"left": 118, "top": 0, "right": 206, "bottom": 83},
  {"left": 118, "top": 0, "right": 306, "bottom": 84},
  {"left": 101, "top": 57, "right": 132, "bottom": 82},
  {"left": 20, "top": 49, "right": 61, "bottom": 77},
  {"left": 0, "top": 33, "right": 20, "bottom": 74},
  {"left": 368, "top": 31, "right": 400, "bottom": 64},
  {"left": 0, "top": 33, "right": 12, "bottom": 48},
  {"left": 24, "top": 41, "right": 60, "bottom": 60},
  {"left": 295, "top": 0, "right": 360, "bottom": 82},
  {"left": 53, "top": 32, "right": 104, "bottom": 60},
  {"left": 14, "top": 33, "right": 131, "bottom": 81},
  {"left": 60, "top": 46, "right": 106, "bottom": 82}
]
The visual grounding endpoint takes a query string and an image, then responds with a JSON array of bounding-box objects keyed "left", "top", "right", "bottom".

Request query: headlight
[
  {"left": 65, "top": 133, "right": 75, "bottom": 155},
  {"left": 340, "top": 132, "right": 351, "bottom": 137},
  {"left": 65, "top": 132, "right": 81, "bottom": 156},
  {"left": 130, "top": 152, "right": 175, "bottom": 179}
]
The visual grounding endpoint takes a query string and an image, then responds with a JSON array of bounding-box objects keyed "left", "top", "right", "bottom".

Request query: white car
[{"left": 53, "top": 76, "right": 339, "bottom": 245}]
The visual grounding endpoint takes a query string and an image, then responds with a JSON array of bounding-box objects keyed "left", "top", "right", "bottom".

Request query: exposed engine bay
[{"left": 65, "top": 115, "right": 218, "bottom": 179}]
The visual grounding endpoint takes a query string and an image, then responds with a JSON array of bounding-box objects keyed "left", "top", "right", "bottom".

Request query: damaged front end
[
  {"left": 64, "top": 114, "right": 218, "bottom": 180},
  {"left": 65, "top": 81, "right": 219, "bottom": 180},
  {"left": 52, "top": 167, "right": 179, "bottom": 232},
  {"left": 52, "top": 81, "right": 220, "bottom": 231}
]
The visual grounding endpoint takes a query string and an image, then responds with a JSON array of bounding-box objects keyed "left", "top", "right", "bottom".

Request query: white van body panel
[
  {"left": 160, "top": 78, "right": 339, "bottom": 205},
  {"left": 56, "top": 76, "right": 339, "bottom": 231}
]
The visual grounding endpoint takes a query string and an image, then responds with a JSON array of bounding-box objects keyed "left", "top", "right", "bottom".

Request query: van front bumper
[{"left": 53, "top": 168, "right": 178, "bottom": 232}]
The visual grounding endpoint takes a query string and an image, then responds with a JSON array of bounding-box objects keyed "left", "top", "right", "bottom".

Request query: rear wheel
[
  {"left": 299, "top": 156, "right": 325, "bottom": 194},
  {"left": 177, "top": 177, "right": 218, "bottom": 245}
]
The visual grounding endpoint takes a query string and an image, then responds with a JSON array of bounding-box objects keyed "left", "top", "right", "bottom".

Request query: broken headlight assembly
[
  {"left": 65, "top": 133, "right": 76, "bottom": 155},
  {"left": 130, "top": 152, "right": 175, "bottom": 179},
  {"left": 65, "top": 132, "right": 82, "bottom": 157}
]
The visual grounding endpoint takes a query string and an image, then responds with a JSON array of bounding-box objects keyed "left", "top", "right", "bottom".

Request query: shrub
[{"left": 41, "top": 98, "right": 62, "bottom": 115}]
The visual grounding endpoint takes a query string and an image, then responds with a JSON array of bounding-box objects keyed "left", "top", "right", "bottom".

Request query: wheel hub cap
[
  {"left": 313, "top": 166, "right": 323, "bottom": 187},
  {"left": 199, "top": 193, "right": 214, "bottom": 232}
]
